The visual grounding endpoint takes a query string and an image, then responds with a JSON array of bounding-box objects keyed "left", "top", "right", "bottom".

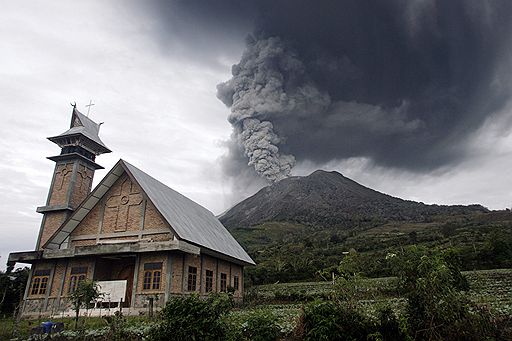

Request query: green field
[
  {"left": 233, "top": 212, "right": 512, "bottom": 285},
  {"left": 1, "top": 269, "right": 510, "bottom": 340}
]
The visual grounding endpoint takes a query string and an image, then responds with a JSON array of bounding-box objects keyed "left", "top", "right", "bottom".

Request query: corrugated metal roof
[
  {"left": 123, "top": 160, "right": 255, "bottom": 265},
  {"left": 45, "top": 160, "right": 254, "bottom": 265},
  {"left": 56, "top": 109, "right": 110, "bottom": 150}
]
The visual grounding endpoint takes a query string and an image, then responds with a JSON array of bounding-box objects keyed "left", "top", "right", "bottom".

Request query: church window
[
  {"left": 234, "top": 275, "right": 239, "bottom": 291},
  {"left": 152, "top": 271, "right": 161, "bottom": 289},
  {"left": 31, "top": 269, "right": 51, "bottom": 295},
  {"left": 187, "top": 266, "right": 197, "bottom": 291},
  {"left": 69, "top": 266, "right": 88, "bottom": 293},
  {"left": 143, "top": 262, "right": 162, "bottom": 290},
  {"left": 205, "top": 270, "right": 213, "bottom": 292},
  {"left": 220, "top": 273, "right": 227, "bottom": 292}
]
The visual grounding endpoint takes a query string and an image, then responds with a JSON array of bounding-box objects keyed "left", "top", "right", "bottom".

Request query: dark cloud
[
  {"left": 142, "top": 0, "right": 255, "bottom": 66},
  {"left": 156, "top": 0, "right": 512, "bottom": 181}
]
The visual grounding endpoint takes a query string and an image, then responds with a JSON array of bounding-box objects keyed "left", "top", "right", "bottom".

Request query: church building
[{"left": 8, "top": 107, "right": 254, "bottom": 317}]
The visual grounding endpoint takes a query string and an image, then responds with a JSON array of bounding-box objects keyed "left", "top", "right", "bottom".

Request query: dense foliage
[
  {"left": 148, "top": 294, "right": 233, "bottom": 341},
  {"left": 300, "top": 301, "right": 379, "bottom": 341},
  {"left": 1, "top": 268, "right": 510, "bottom": 339},
  {"left": 294, "top": 247, "right": 506, "bottom": 341},
  {"left": 0, "top": 267, "right": 28, "bottom": 316},
  {"left": 392, "top": 247, "right": 499, "bottom": 340},
  {"left": 239, "top": 309, "right": 280, "bottom": 341},
  {"left": 232, "top": 211, "right": 512, "bottom": 285}
]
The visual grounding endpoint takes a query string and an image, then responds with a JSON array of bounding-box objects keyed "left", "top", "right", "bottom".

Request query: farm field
[
  {"left": 247, "top": 268, "right": 512, "bottom": 314},
  {"left": 238, "top": 268, "right": 512, "bottom": 336},
  {"left": 1, "top": 268, "right": 510, "bottom": 340}
]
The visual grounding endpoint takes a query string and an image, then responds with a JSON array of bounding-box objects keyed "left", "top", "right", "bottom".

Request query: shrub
[
  {"left": 392, "top": 246, "right": 499, "bottom": 340},
  {"left": 147, "top": 294, "right": 232, "bottom": 341},
  {"left": 241, "top": 309, "right": 280, "bottom": 341},
  {"left": 300, "top": 300, "right": 376, "bottom": 341},
  {"left": 69, "top": 280, "right": 100, "bottom": 329},
  {"left": 376, "top": 306, "right": 410, "bottom": 341}
]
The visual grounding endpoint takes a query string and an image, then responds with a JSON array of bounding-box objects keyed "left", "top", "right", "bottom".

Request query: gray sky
[{"left": 1, "top": 1, "right": 511, "bottom": 268}]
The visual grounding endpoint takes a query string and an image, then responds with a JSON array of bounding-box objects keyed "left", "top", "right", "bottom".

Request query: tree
[
  {"left": 391, "top": 246, "right": 495, "bottom": 340},
  {"left": 0, "top": 267, "right": 28, "bottom": 316},
  {"left": 148, "top": 293, "right": 233, "bottom": 341},
  {"left": 70, "top": 280, "right": 100, "bottom": 328}
]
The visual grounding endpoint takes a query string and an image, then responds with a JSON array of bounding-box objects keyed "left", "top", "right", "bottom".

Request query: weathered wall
[
  {"left": 48, "top": 162, "right": 74, "bottom": 206},
  {"left": 38, "top": 160, "right": 96, "bottom": 249},
  {"left": 69, "top": 172, "right": 173, "bottom": 247},
  {"left": 22, "top": 253, "right": 245, "bottom": 316}
]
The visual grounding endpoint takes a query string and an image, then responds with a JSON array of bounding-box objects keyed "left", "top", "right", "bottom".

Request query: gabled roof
[
  {"left": 49, "top": 108, "right": 111, "bottom": 153},
  {"left": 44, "top": 159, "right": 255, "bottom": 265}
]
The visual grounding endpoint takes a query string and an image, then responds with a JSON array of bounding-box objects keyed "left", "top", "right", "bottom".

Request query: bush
[
  {"left": 148, "top": 294, "right": 232, "bottom": 341},
  {"left": 241, "top": 309, "right": 280, "bottom": 341},
  {"left": 392, "top": 246, "right": 499, "bottom": 340},
  {"left": 376, "top": 306, "right": 410, "bottom": 341},
  {"left": 299, "top": 300, "right": 376, "bottom": 341}
]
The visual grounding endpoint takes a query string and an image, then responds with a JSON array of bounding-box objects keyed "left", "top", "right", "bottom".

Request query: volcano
[{"left": 220, "top": 170, "right": 486, "bottom": 229}]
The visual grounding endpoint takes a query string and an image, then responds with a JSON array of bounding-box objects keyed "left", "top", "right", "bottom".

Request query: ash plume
[
  {"left": 153, "top": 0, "right": 512, "bottom": 182},
  {"left": 217, "top": 37, "right": 329, "bottom": 182}
]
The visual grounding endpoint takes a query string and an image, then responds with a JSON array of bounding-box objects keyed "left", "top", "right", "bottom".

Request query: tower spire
[{"left": 35, "top": 106, "right": 111, "bottom": 249}]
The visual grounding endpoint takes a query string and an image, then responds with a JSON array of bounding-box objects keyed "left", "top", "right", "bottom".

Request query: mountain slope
[{"left": 220, "top": 170, "right": 486, "bottom": 229}]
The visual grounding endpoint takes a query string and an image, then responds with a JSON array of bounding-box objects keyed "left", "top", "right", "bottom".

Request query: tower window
[
  {"left": 143, "top": 262, "right": 162, "bottom": 290},
  {"left": 187, "top": 266, "right": 197, "bottom": 291},
  {"left": 61, "top": 145, "right": 95, "bottom": 161}
]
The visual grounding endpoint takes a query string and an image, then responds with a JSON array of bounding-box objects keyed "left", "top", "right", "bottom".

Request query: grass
[
  {"left": 2, "top": 268, "right": 510, "bottom": 340},
  {"left": 248, "top": 269, "right": 512, "bottom": 315},
  {"left": 0, "top": 315, "right": 150, "bottom": 340}
]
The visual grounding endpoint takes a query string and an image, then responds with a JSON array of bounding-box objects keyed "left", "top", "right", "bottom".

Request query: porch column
[
  {"left": 56, "top": 260, "right": 69, "bottom": 312},
  {"left": 131, "top": 255, "right": 140, "bottom": 307},
  {"left": 164, "top": 253, "right": 172, "bottom": 302}
]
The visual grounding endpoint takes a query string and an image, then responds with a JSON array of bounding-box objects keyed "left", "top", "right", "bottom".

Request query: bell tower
[{"left": 35, "top": 106, "right": 111, "bottom": 249}]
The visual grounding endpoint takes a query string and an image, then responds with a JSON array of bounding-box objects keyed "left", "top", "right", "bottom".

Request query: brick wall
[
  {"left": 71, "top": 239, "right": 97, "bottom": 247},
  {"left": 144, "top": 201, "right": 168, "bottom": 230},
  {"left": 136, "top": 253, "right": 168, "bottom": 294},
  {"left": 103, "top": 174, "right": 144, "bottom": 234},
  {"left": 48, "top": 162, "right": 74, "bottom": 206},
  {"left": 39, "top": 160, "right": 97, "bottom": 249},
  {"left": 170, "top": 253, "right": 184, "bottom": 294},
  {"left": 23, "top": 253, "right": 246, "bottom": 316},
  {"left": 50, "top": 260, "right": 67, "bottom": 297},
  {"left": 71, "top": 199, "right": 101, "bottom": 236},
  {"left": 69, "top": 171, "right": 173, "bottom": 247},
  {"left": 70, "top": 163, "right": 94, "bottom": 208},
  {"left": 39, "top": 212, "right": 68, "bottom": 248}
]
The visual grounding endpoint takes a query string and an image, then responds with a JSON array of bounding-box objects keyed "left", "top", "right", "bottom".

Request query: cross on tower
[
  {"left": 85, "top": 100, "right": 95, "bottom": 117},
  {"left": 77, "top": 165, "right": 93, "bottom": 192},
  {"left": 106, "top": 179, "right": 143, "bottom": 231},
  {"left": 55, "top": 165, "right": 72, "bottom": 190}
]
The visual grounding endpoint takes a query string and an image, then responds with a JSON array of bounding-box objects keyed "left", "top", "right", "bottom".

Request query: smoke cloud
[
  {"left": 153, "top": 0, "right": 512, "bottom": 183},
  {"left": 217, "top": 37, "right": 330, "bottom": 181}
]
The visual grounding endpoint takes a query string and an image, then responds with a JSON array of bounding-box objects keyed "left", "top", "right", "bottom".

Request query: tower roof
[{"left": 48, "top": 108, "right": 111, "bottom": 154}]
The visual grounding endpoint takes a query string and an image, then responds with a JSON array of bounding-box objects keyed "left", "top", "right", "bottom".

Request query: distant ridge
[{"left": 220, "top": 170, "right": 487, "bottom": 229}]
